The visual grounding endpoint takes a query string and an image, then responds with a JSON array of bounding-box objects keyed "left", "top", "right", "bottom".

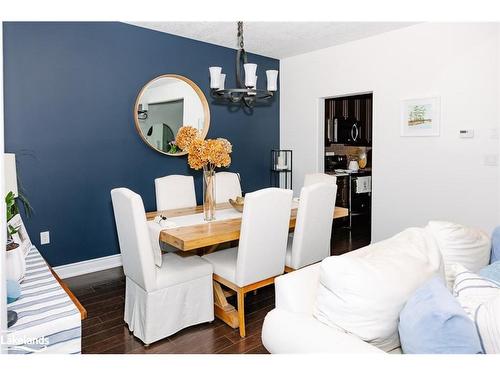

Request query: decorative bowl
[{"left": 229, "top": 196, "right": 244, "bottom": 212}]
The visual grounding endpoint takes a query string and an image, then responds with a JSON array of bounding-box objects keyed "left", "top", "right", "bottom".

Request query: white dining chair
[
  {"left": 155, "top": 175, "right": 197, "bottom": 211},
  {"left": 111, "top": 188, "right": 214, "bottom": 345},
  {"left": 285, "top": 182, "right": 337, "bottom": 272},
  {"left": 304, "top": 172, "right": 337, "bottom": 187},
  {"left": 202, "top": 188, "right": 293, "bottom": 337},
  {"left": 215, "top": 172, "right": 242, "bottom": 203}
]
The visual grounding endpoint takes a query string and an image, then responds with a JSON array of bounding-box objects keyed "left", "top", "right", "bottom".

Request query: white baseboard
[{"left": 53, "top": 254, "right": 122, "bottom": 279}]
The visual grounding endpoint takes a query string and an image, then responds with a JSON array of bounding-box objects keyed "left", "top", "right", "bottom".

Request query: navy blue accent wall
[{"left": 3, "top": 22, "right": 279, "bottom": 267}]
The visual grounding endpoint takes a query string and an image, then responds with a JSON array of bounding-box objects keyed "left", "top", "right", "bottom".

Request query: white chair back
[
  {"left": 290, "top": 182, "right": 337, "bottom": 269},
  {"left": 215, "top": 172, "right": 242, "bottom": 203},
  {"left": 304, "top": 173, "right": 337, "bottom": 187},
  {"left": 155, "top": 175, "right": 197, "bottom": 211},
  {"left": 235, "top": 188, "right": 293, "bottom": 286},
  {"left": 111, "top": 188, "right": 156, "bottom": 291}
]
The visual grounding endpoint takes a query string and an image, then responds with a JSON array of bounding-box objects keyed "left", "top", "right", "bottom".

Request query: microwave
[{"left": 326, "top": 117, "right": 362, "bottom": 145}]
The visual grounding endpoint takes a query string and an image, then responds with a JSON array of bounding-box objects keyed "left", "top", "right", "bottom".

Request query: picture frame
[{"left": 401, "top": 96, "right": 440, "bottom": 137}]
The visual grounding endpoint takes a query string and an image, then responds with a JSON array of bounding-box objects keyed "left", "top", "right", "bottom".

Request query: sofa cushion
[
  {"left": 399, "top": 276, "right": 482, "bottom": 354},
  {"left": 427, "top": 221, "right": 490, "bottom": 288},
  {"left": 452, "top": 265, "right": 500, "bottom": 353},
  {"left": 314, "top": 227, "right": 443, "bottom": 352},
  {"left": 480, "top": 261, "right": 500, "bottom": 284}
]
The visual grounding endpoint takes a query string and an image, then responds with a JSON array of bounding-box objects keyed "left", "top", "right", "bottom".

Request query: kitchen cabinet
[
  {"left": 335, "top": 175, "right": 349, "bottom": 208},
  {"left": 325, "top": 93, "right": 372, "bottom": 146}
]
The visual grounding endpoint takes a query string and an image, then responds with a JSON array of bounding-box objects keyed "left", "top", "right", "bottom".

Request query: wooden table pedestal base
[{"left": 213, "top": 281, "right": 239, "bottom": 329}]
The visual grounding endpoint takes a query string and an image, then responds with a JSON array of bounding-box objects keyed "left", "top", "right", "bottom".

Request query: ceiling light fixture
[{"left": 209, "top": 22, "right": 278, "bottom": 108}]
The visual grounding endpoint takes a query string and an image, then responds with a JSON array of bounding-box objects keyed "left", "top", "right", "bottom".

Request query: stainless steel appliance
[{"left": 349, "top": 173, "right": 372, "bottom": 227}]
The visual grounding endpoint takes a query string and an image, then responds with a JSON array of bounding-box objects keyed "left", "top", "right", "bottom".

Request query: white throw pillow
[
  {"left": 452, "top": 265, "right": 500, "bottom": 354},
  {"left": 314, "top": 227, "right": 443, "bottom": 352},
  {"left": 427, "top": 221, "right": 490, "bottom": 289}
]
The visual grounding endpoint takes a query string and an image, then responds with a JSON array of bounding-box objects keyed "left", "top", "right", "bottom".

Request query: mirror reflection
[{"left": 135, "top": 75, "right": 209, "bottom": 156}]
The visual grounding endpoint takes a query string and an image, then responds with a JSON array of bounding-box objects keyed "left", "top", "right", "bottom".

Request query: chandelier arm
[{"left": 209, "top": 21, "right": 276, "bottom": 108}]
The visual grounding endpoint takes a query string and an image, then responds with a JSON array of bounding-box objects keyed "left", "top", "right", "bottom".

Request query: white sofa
[
  {"left": 262, "top": 263, "right": 391, "bottom": 354},
  {"left": 262, "top": 222, "right": 491, "bottom": 354}
]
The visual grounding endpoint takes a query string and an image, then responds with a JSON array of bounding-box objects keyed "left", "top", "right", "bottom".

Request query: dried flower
[
  {"left": 187, "top": 138, "right": 208, "bottom": 170},
  {"left": 205, "top": 139, "right": 231, "bottom": 168},
  {"left": 176, "top": 126, "right": 199, "bottom": 151},
  {"left": 217, "top": 138, "right": 232, "bottom": 154},
  {"left": 175, "top": 127, "right": 233, "bottom": 170}
]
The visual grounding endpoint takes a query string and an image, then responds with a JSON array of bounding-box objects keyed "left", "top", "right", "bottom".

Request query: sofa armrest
[
  {"left": 262, "top": 309, "right": 386, "bottom": 354},
  {"left": 275, "top": 263, "right": 321, "bottom": 314}
]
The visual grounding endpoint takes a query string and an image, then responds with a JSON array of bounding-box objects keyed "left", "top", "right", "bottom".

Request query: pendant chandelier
[{"left": 209, "top": 22, "right": 278, "bottom": 108}]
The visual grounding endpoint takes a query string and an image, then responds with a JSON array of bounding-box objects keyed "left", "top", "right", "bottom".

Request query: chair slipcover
[
  {"left": 111, "top": 188, "right": 213, "bottom": 344},
  {"left": 203, "top": 188, "right": 293, "bottom": 287},
  {"left": 155, "top": 175, "right": 197, "bottom": 211},
  {"left": 304, "top": 173, "right": 337, "bottom": 187},
  {"left": 215, "top": 172, "right": 242, "bottom": 204},
  {"left": 286, "top": 182, "right": 337, "bottom": 269}
]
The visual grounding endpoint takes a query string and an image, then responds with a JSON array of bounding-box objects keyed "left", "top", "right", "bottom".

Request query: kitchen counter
[{"left": 326, "top": 168, "right": 372, "bottom": 177}]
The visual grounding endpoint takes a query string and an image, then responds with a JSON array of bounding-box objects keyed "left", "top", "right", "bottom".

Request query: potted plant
[
  {"left": 176, "top": 126, "right": 232, "bottom": 221},
  {"left": 5, "top": 190, "right": 30, "bottom": 282},
  {"left": 6, "top": 191, "right": 20, "bottom": 248}
]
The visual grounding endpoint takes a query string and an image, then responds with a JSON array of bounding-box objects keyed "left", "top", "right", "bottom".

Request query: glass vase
[{"left": 203, "top": 165, "right": 216, "bottom": 221}]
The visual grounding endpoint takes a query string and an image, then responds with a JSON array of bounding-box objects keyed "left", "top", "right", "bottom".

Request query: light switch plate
[
  {"left": 490, "top": 128, "right": 499, "bottom": 140},
  {"left": 484, "top": 154, "right": 499, "bottom": 167},
  {"left": 459, "top": 129, "right": 474, "bottom": 138},
  {"left": 40, "top": 231, "right": 50, "bottom": 245}
]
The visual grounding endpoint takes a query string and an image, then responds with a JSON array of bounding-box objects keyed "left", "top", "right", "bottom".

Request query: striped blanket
[{"left": 6, "top": 247, "right": 81, "bottom": 354}]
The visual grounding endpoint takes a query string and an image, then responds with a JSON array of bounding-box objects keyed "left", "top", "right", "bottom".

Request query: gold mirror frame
[{"left": 133, "top": 74, "right": 210, "bottom": 157}]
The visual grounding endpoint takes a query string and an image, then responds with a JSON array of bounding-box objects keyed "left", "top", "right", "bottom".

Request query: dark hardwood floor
[{"left": 64, "top": 221, "right": 371, "bottom": 354}]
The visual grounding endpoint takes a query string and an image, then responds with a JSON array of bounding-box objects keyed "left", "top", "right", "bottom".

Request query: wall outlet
[{"left": 40, "top": 231, "right": 50, "bottom": 245}]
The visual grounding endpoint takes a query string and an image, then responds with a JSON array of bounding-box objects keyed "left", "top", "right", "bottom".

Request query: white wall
[{"left": 280, "top": 23, "right": 500, "bottom": 241}]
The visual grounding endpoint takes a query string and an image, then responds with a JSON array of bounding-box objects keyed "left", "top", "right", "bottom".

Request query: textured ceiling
[{"left": 126, "top": 22, "right": 416, "bottom": 59}]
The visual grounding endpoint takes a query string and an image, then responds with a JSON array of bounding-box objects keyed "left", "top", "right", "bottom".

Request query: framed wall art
[{"left": 401, "top": 96, "right": 440, "bottom": 137}]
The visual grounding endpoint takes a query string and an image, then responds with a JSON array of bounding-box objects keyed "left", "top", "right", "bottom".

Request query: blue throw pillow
[
  {"left": 491, "top": 227, "right": 500, "bottom": 264},
  {"left": 479, "top": 261, "right": 500, "bottom": 284},
  {"left": 398, "top": 276, "right": 482, "bottom": 354}
]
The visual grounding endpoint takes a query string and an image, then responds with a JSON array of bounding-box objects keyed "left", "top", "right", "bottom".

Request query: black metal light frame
[{"left": 210, "top": 22, "right": 275, "bottom": 108}]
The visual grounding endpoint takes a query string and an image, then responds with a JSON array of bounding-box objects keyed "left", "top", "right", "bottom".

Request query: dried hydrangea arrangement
[{"left": 175, "top": 126, "right": 233, "bottom": 220}]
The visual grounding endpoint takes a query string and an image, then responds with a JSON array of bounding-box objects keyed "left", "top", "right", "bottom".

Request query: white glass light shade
[
  {"left": 244, "top": 63, "right": 257, "bottom": 87},
  {"left": 4, "top": 153, "right": 18, "bottom": 197},
  {"left": 219, "top": 73, "right": 226, "bottom": 91},
  {"left": 248, "top": 76, "right": 257, "bottom": 95},
  {"left": 266, "top": 70, "right": 279, "bottom": 91},
  {"left": 209, "top": 67, "right": 222, "bottom": 89}
]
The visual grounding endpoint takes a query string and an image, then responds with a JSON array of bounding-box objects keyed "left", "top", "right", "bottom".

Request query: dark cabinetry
[
  {"left": 325, "top": 93, "right": 372, "bottom": 146},
  {"left": 335, "top": 175, "right": 349, "bottom": 208}
]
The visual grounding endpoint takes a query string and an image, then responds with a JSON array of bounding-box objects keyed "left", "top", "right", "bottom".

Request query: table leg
[
  {"left": 213, "top": 281, "right": 239, "bottom": 328},
  {"left": 203, "top": 244, "right": 220, "bottom": 255}
]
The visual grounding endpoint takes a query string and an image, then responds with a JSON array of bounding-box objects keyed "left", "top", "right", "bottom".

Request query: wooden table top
[{"left": 146, "top": 202, "right": 349, "bottom": 251}]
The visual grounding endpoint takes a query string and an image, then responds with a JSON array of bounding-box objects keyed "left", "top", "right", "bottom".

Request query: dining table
[{"left": 146, "top": 201, "right": 349, "bottom": 329}]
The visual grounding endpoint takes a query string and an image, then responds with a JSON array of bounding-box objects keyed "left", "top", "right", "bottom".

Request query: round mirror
[{"left": 134, "top": 74, "right": 210, "bottom": 156}]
